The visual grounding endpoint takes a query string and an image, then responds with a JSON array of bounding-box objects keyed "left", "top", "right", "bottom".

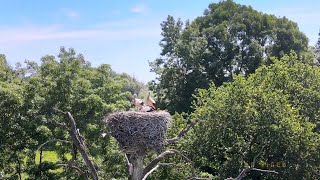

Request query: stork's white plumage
[
  {"left": 140, "top": 105, "right": 154, "bottom": 112},
  {"left": 133, "top": 94, "right": 144, "bottom": 109},
  {"left": 146, "top": 92, "right": 156, "bottom": 110}
]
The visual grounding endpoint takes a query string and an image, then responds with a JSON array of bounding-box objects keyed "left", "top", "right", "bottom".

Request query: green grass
[
  {"left": 35, "top": 151, "right": 60, "bottom": 163},
  {"left": 21, "top": 151, "right": 72, "bottom": 179}
]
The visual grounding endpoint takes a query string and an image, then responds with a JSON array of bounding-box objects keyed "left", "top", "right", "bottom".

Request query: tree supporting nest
[
  {"left": 105, "top": 111, "right": 205, "bottom": 180},
  {"left": 39, "top": 110, "right": 278, "bottom": 180},
  {"left": 106, "top": 111, "right": 278, "bottom": 180}
]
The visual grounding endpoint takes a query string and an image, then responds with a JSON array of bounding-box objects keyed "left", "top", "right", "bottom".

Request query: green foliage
[
  {"left": 0, "top": 54, "right": 14, "bottom": 81},
  {"left": 150, "top": 0, "right": 309, "bottom": 113},
  {"left": 0, "top": 1, "right": 319, "bottom": 178},
  {"left": 314, "top": 31, "right": 320, "bottom": 65},
  {"left": 185, "top": 52, "right": 320, "bottom": 179},
  {"left": 0, "top": 47, "right": 146, "bottom": 179}
]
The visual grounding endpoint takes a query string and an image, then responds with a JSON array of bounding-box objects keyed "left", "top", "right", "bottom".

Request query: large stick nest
[{"left": 105, "top": 111, "right": 171, "bottom": 154}]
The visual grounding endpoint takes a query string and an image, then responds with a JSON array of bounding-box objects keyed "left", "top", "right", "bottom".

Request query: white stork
[
  {"left": 146, "top": 92, "right": 156, "bottom": 110},
  {"left": 140, "top": 104, "right": 154, "bottom": 112},
  {"left": 133, "top": 94, "right": 144, "bottom": 110}
]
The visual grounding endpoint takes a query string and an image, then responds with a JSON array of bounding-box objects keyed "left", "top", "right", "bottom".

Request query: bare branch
[
  {"left": 124, "top": 154, "right": 133, "bottom": 176},
  {"left": 36, "top": 139, "right": 71, "bottom": 151},
  {"left": 50, "top": 108, "right": 68, "bottom": 129},
  {"left": 142, "top": 163, "right": 175, "bottom": 180},
  {"left": 53, "top": 107, "right": 67, "bottom": 114},
  {"left": 142, "top": 150, "right": 176, "bottom": 177},
  {"left": 165, "top": 119, "right": 200, "bottom": 145},
  {"left": 142, "top": 149, "right": 197, "bottom": 180},
  {"left": 56, "top": 163, "right": 85, "bottom": 176},
  {"left": 55, "top": 121, "right": 68, "bottom": 129},
  {"left": 189, "top": 177, "right": 211, "bottom": 180},
  {"left": 252, "top": 145, "right": 266, "bottom": 167},
  {"left": 225, "top": 167, "right": 278, "bottom": 180},
  {"left": 143, "top": 163, "right": 209, "bottom": 180},
  {"left": 226, "top": 145, "right": 277, "bottom": 180},
  {"left": 55, "top": 111, "right": 99, "bottom": 180},
  {"left": 56, "top": 161, "right": 91, "bottom": 180},
  {"left": 250, "top": 168, "right": 278, "bottom": 174},
  {"left": 171, "top": 149, "right": 195, "bottom": 176}
]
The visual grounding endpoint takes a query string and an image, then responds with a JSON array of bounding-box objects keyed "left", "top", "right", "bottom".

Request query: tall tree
[
  {"left": 0, "top": 47, "right": 135, "bottom": 179},
  {"left": 314, "top": 29, "right": 320, "bottom": 65},
  {"left": 150, "top": 0, "right": 309, "bottom": 113},
  {"left": 0, "top": 56, "right": 33, "bottom": 179},
  {"left": 27, "top": 47, "right": 131, "bottom": 179},
  {"left": 183, "top": 51, "right": 320, "bottom": 179}
]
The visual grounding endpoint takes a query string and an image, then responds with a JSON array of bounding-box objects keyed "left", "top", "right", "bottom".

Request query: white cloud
[
  {"left": 61, "top": 8, "right": 80, "bottom": 19},
  {"left": 0, "top": 21, "right": 160, "bottom": 45},
  {"left": 131, "top": 3, "right": 148, "bottom": 14},
  {"left": 66, "top": 11, "right": 79, "bottom": 18},
  {"left": 98, "top": 18, "right": 156, "bottom": 29}
]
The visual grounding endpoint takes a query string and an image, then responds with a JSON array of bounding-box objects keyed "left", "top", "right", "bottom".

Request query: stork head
[{"left": 133, "top": 94, "right": 138, "bottom": 99}]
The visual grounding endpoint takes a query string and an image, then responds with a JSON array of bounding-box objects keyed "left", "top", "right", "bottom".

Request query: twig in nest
[
  {"left": 106, "top": 111, "right": 171, "bottom": 153},
  {"left": 165, "top": 119, "right": 200, "bottom": 145}
]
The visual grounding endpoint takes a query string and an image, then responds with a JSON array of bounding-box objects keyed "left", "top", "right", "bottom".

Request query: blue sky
[{"left": 1, "top": 0, "right": 319, "bottom": 83}]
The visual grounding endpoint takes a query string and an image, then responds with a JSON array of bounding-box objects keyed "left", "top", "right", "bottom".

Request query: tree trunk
[
  {"left": 17, "top": 158, "right": 22, "bottom": 180},
  {"left": 39, "top": 148, "right": 43, "bottom": 178},
  {"left": 66, "top": 112, "right": 99, "bottom": 180},
  {"left": 129, "top": 154, "right": 144, "bottom": 180}
]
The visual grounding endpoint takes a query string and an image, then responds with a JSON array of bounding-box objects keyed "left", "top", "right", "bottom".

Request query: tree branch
[
  {"left": 142, "top": 163, "right": 175, "bottom": 180},
  {"left": 65, "top": 112, "right": 99, "bottom": 180},
  {"left": 55, "top": 122, "right": 68, "bottom": 129},
  {"left": 56, "top": 163, "right": 86, "bottom": 178},
  {"left": 225, "top": 168, "right": 278, "bottom": 180},
  {"left": 51, "top": 108, "right": 68, "bottom": 129},
  {"left": 53, "top": 107, "right": 67, "bottom": 114},
  {"left": 252, "top": 145, "right": 266, "bottom": 167},
  {"left": 54, "top": 109, "right": 99, "bottom": 180},
  {"left": 142, "top": 149, "right": 176, "bottom": 177},
  {"left": 124, "top": 154, "right": 133, "bottom": 176},
  {"left": 165, "top": 119, "right": 200, "bottom": 145},
  {"left": 189, "top": 177, "right": 211, "bottom": 180},
  {"left": 36, "top": 139, "right": 71, "bottom": 151},
  {"left": 225, "top": 145, "right": 278, "bottom": 180},
  {"left": 142, "top": 149, "right": 198, "bottom": 180}
]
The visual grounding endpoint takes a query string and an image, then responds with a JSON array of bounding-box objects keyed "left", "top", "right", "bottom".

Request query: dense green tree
[
  {"left": 28, "top": 47, "right": 132, "bottom": 179},
  {"left": 178, "top": 52, "right": 320, "bottom": 179},
  {"left": 314, "top": 30, "right": 320, "bottom": 65},
  {"left": 0, "top": 56, "right": 36, "bottom": 179},
  {"left": 0, "top": 54, "right": 15, "bottom": 81},
  {"left": 150, "top": 0, "right": 309, "bottom": 113},
  {"left": 0, "top": 47, "right": 138, "bottom": 179}
]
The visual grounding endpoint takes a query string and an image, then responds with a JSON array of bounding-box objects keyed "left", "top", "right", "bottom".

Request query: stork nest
[{"left": 105, "top": 111, "right": 171, "bottom": 154}]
